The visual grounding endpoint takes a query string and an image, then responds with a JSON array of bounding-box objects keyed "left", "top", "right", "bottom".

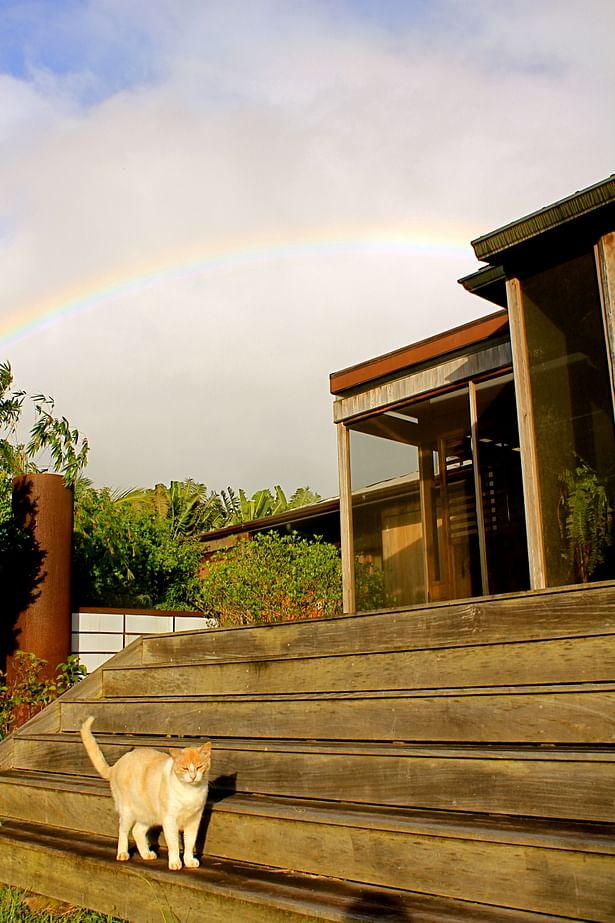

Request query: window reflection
[
  {"left": 349, "top": 377, "right": 529, "bottom": 610},
  {"left": 521, "top": 251, "right": 615, "bottom": 585}
]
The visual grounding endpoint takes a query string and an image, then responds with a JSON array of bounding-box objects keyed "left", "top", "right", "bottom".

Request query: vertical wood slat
[
  {"left": 336, "top": 421, "right": 356, "bottom": 613},
  {"left": 595, "top": 231, "right": 615, "bottom": 403},
  {"left": 505, "top": 278, "right": 546, "bottom": 589},
  {"left": 468, "top": 381, "right": 490, "bottom": 596}
]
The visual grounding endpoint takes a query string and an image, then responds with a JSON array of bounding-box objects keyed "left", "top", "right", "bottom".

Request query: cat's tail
[{"left": 80, "top": 716, "right": 111, "bottom": 781}]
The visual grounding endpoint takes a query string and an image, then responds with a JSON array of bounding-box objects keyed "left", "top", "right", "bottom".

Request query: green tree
[
  {"left": 72, "top": 485, "right": 204, "bottom": 610},
  {"left": 0, "top": 360, "right": 89, "bottom": 487},
  {"left": 197, "top": 531, "right": 343, "bottom": 625},
  {"left": 72, "top": 481, "right": 326, "bottom": 610},
  {"left": 1, "top": 362, "right": 89, "bottom": 656},
  {"left": 218, "top": 484, "right": 321, "bottom": 526},
  {"left": 122, "top": 480, "right": 225, "bottom": 537}
]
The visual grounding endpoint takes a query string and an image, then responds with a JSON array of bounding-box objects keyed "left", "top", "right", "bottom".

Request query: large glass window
[
  {"left": 521, "top": 251, "right": 615, "bottom": 585},
  {"left": 475, "top": 375, "right": 530, "bottom": 594},
  {"left": 348, "top": 377, "right": 528, "bottom": 610}
]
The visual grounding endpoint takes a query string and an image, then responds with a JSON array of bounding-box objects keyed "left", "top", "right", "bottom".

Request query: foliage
[
  {"left": 558, "top": 460, "right": 612, "bottom": 583},
  {"left": 119, "top": 480, "right": 226, "bottom": 536},
  {"left": 0, "top": 652, "right": 87, "bottom": 740},
  {"left": 355, "top": 559, "right": 388, "bottom": 612},
  {"left": 218, "top": 485, "right": 320, "bottom": 527},
  {"left": 71, "top": 480, "right": 324, "bottom": 609},
  {"left": 198, "top": 531, "right": 343, "bottom": 625},
  {"left": 0, "top": 361, "right": 89, "bottom": 487},
  {"left": 0, "top": 886, "right": 122, "bottom": 922},
  {"left": 1, "top": 362, "right": 90, "bottom": 642},
  {"left": 72, "top": 486, "right": 204, "bottom": 610}
]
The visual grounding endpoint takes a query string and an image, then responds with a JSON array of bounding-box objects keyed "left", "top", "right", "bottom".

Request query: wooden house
[
  {"left": 332, "top": 175, "right": 615, "bottom": 611},
  {"left": 0, "top": 178, "right": 614, "bottom": 921}
]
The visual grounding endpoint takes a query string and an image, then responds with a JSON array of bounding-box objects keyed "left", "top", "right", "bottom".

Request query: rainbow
[{"left": 0, "top": 229, "right": 471, "bottom": 348}]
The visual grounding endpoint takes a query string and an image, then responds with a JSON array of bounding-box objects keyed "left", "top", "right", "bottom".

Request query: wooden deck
[{"left": 1, "top": 583, "right": 614, "bottom": 921}]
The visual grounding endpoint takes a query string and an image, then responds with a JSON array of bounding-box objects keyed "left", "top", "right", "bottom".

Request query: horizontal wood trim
[
  {"left": 0, "top": 819, "right": 570, "bottom": 923},
  {"left": 56, "top": 688, "right": 615, "bottom": 743},
  {"left": 0, "top": 820, "right": 378, "bottom": 923},
  {"left": 4, "top": 774, "right": 614, "bottom": 850},
  {"left": 0, "top": 773, "right": 116, "bottom": 839},
  {"left": 104, "top": 634, "right": 615, "bottom": 698},
  {"left": 204, "top": 806, "right": 615, "bottom": 919},
  {"left": 141, "top": 583, "right": 615, "bottom": 665},
  {"left": 329, "top": 312, "right": 509, "bottom": 395},
  {"left": 8, "top": 735, "right": 615, "bottom": 823},
  {"left": 332, "top": 343, "right": 512, "bottom": 422}
]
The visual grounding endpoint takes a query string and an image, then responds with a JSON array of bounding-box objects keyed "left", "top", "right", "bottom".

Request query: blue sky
[
  {"left": 0, "top": 0, "right": 613, "bottom": 495},
  {"left": 0, "top": 0, "right": 164, "bottom": 102}
]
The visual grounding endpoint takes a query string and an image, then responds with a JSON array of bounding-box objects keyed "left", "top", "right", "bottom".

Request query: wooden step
[
  {"left": 1, "top": 776, "right": 613, "bottom": 919},
  {"left": 56, "top": 684, "right": 615, "bottom": 744},
  {"left": 8, "top": 733, "right": 615, "bottom": 823},
  {"left": 102, "top": 633, "right": 615, "bottom": 697},
  {"left": 0, "top": 819, "right": 570, "bottom": 923},
  {"left": 140, "top": 582, "right": 615, "bottom": 665}
]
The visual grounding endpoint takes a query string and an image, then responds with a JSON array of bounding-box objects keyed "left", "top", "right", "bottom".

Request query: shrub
[
  {"left": 0, "top": 652, "right": 87, "bottom": 739},
  {"left": 72, "top": 487, "right": 204, "bottom": 610},
  {"left": 198, "top": 531, "right": 343, "bottom": 625}
]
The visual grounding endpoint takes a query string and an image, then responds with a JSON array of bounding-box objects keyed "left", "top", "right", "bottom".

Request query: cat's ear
[
  {"left": 168, "top": 748, "right": 183, "bottom": 759},
  {"left": 199, "top": 742, "right": 212, "bottom": 757}
]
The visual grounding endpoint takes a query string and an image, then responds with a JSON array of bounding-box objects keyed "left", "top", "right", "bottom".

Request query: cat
[{"left": 80, "top": 715, "right": 211, "bottom": 871}]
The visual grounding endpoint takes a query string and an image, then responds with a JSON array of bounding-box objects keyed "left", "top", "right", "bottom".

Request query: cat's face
[{"left": 169, "top": 742, "right": 212, "bottom": 785}]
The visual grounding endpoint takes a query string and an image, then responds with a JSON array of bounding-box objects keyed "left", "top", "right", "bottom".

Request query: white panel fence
[{"left": 72, "top": 608, "right": 213, "bottom": 672}]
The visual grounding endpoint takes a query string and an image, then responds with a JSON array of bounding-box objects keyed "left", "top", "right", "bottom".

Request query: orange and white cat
[{"left": 80, "top": 716, "right": 211, "bottom": 871}]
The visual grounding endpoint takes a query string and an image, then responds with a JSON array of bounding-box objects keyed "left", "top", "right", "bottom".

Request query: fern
[{"left": 559, "top": 461, "right": 612, "bottom": 582}]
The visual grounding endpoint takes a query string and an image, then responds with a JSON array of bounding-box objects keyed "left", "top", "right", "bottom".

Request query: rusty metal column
[{"left": 9, "top": 473, "right": 73, "bottom": 682}]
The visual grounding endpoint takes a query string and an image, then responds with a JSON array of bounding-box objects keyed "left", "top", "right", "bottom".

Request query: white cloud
[{"left": 0, "top": 0, "right": 613, "bottom": 496}]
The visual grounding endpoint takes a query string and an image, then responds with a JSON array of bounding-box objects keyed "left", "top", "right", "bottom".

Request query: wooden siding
[
  {"left": 333, "top": 342, "right": 512, "bottom": 423},
  {"left": 1, "top": 583, "right": 614, "bottom": 921}
]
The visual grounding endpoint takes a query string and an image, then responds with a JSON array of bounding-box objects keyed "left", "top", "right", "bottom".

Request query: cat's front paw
[
  {"left": 184, "top": 856, "right": 199, "bottom": 869},
  {"left": 142, "top": 850, "right": 157, "bottom": 861},
  {"left": 116, "top": 852, "right": 130, "bottom": 862},
  {"left": 168, "top": 859, "right": 182, "bottom": 871}
]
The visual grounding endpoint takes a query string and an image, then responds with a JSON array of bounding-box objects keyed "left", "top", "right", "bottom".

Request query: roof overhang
[
  {"left": 330, "top": 310, "right": 509, "bottom": 395},
  {"left": 458, "top": 264, "right": 508, "bottom": 307},
  {"left": 471, "top": 175, "right": 615, "bottom": 264}
]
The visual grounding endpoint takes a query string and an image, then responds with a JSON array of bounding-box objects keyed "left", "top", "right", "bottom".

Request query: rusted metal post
[{"left": 8, "top": 473, "right": 73, "bottom": 682}]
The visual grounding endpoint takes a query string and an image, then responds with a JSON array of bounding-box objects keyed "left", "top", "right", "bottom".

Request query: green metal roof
[{"left": 471, "top": 175, "right": 615, "bottom": 263}]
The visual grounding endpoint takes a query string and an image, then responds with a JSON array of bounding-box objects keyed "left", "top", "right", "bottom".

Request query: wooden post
[
  {"left": 596, "top": 231, "right": 615, "bottom": 401},
  {"left": 506, "top": 278, "right": 547, "bottom": 589},
  {"left": 336, "top": 422, "right": 356, "bottom": 614},
  {"left": 8, "top": 473, "right": 73, "bottom": 682}
]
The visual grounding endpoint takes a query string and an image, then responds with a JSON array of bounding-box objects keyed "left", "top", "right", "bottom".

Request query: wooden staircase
[{"left": 1, "top": 583, "right": 614, "bottom": 922}]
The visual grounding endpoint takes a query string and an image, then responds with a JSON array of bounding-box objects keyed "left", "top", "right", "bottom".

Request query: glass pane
[
  {"left": 521, "top": 251, "right": 615, "bottom": 585},
  {"left": 350, "top": 387, "right": 483, "bottom": 609},
  {"left": 475, "top": 375, "right": 530, "bottom": 594},
  {"left": 350, "top": 421, "right": 423, "bottom": 610}
]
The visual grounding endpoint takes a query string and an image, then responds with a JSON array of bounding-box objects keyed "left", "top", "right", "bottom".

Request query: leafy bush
[
  {"left": 72, "top": 487, "right": 204, "bottom": 610},
  {"left": 559, "top": 460, "right": 613, "bottom": 582},
  {"left": 198, "top": 531, "right": 343, "bottom": 625},
  {"left": 0, "top": 652, "right": 87, "bottom": 739}
]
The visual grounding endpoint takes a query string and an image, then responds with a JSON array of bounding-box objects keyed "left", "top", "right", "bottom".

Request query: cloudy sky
[{"left": 1, "top": 0, "right": 613, "bottom": 498}]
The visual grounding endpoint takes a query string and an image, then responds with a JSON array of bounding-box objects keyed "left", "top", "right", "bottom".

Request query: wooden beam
[
  {"left": 596, "top": 231, "right": 615, "bottom": 402},
  {"left": 333, "top": 343, "right": 512, "bottom": 423},
  {"left": 336, "top": 422, "right": 356, "bottom": 613},
  {"left": 506, "top": 278, "right": 546, "bottom": 589},
  {"left": 330, "top": 311, "right": 509, "bottom": 394}
]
